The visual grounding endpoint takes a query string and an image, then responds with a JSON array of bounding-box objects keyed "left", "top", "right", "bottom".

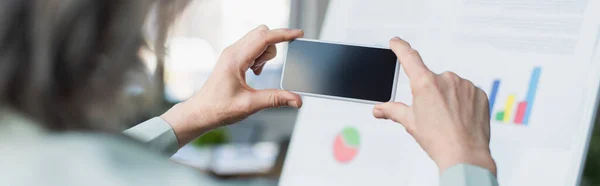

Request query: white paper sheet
[{"left": 280, "top": 0, "right": 600, "bottom": 185}]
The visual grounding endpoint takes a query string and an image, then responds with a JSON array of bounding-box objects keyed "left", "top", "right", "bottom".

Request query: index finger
[
  {"left": 389, "top": 37, "right": 432, "bottom": 81},
  {"left": 260, "top": 28, "right": 305, "bottom": 45},
  {"left": 243, "top": 25, "right": 304, "bottom": 60}
]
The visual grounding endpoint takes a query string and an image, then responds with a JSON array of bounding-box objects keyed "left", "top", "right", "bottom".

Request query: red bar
[{"left": 514, "top": 101, "right": 528, "bottom": 124}]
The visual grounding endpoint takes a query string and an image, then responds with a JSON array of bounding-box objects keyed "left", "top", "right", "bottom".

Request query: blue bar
[
  {"left": 488, "top": 80, "right": 501, "bottom": 114},
  {"left": 523, "top": 67, "right": 541, "bottom": 125}
]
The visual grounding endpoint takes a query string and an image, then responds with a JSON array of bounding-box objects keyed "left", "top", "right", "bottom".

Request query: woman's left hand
[{"left": 161, "top": 25, "right": 304, "bottom": 146}]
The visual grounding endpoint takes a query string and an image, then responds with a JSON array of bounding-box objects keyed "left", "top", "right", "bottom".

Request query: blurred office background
[{"left": 123, "top": 0, "right": 600, "bottom": 185}]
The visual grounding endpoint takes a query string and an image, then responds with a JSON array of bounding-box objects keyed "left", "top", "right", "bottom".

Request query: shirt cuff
[
  {"left": 440, "top": 164, "right": 499, "bottom": 186},
  {"left": 123, "top": 117, "right": 180, "bottom": 156}
]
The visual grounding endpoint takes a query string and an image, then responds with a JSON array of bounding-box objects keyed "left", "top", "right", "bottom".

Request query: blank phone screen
[{"left": 282, "top": 40, "right": 398, "bottom": 102}]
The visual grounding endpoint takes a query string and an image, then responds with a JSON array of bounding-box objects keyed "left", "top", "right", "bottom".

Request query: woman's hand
[
  {"left": 161, "top": 25, "right": 304, "bottom": 146},
  {"left": 373, "top": 37, "right": 496, "bottom": 175}
]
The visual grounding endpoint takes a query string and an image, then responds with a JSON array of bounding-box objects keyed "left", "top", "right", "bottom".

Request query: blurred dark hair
[{"left": 0, "top": 0, "right": 179, "bottom": 131}]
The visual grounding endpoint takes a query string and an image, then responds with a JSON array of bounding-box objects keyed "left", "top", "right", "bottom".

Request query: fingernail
[
  {"left": 373, "top": 108, "right": 384, "bottom": 118},
  {"left": 287, "top": 101, "right": 299, "bottom": 108},
  {"left": 391, "top": 37, "right": 401, "bottom": 41},
  {"left": 293, "top": 29, "right": 303, "bottom": 32}
]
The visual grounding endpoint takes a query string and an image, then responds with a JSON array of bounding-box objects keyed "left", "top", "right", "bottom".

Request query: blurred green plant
[{"left": 191, "top": 128, "right": 229, "bottom": 147}]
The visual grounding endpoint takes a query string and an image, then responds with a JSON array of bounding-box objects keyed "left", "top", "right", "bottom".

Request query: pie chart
[{"left": 333, "top": 127, "right": 360, "bottom": 163}]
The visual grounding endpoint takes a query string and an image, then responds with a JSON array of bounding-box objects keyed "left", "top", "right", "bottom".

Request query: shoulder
[{"left": 0, "top": 132, "right": 208, "bottom": 186}]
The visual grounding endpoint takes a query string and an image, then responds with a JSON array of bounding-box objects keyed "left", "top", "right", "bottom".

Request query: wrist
[
  {"left": 436, "top": 149, "right": 497, "bottom": 176},
  {"left": 160, "top": 101, "right": 214, "bottom": 146}
]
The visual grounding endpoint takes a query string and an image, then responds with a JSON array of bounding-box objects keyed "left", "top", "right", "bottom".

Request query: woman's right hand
[
  {"left": 161, "top": 25, "right": 304, "bottom": 147},
  {"left": 372, "top": 37, "right": 497, "bottom": 175}
]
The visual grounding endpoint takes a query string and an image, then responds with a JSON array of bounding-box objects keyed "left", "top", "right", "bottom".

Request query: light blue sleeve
[
  {"left": 123, "top": 117, "right": 180, "bottom": 156},
  {"left": 440, "top": 164, "right": 499, "bottom": 186}
]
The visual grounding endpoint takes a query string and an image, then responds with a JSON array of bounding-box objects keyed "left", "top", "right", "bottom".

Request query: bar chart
[{"left": 488, "top": 67, "right": 541, "bottom": 126}]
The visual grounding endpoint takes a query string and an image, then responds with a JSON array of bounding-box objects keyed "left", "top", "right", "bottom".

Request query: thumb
[
  {"left": 373, "top": 102, "right": 413, "bottom": 127},
  {"left": 250, "top": 89, "right": 303, "bottom": 110}
]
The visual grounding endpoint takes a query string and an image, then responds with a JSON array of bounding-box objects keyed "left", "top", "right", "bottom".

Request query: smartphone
[{"left": 281, "top": 39, "right": 399, "bottom": 104}]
